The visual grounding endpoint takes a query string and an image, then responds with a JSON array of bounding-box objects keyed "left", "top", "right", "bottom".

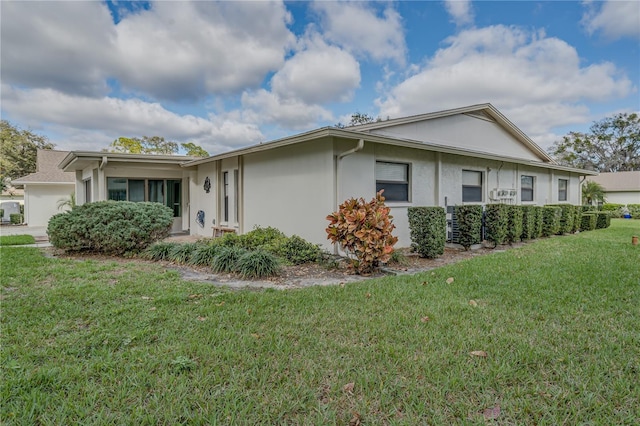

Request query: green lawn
[
  {"left": 1, "top": 220, "right": 639, "bottom": 425},
  {"left": 0, "top": 234, "right": 35, "bottom": 246}
]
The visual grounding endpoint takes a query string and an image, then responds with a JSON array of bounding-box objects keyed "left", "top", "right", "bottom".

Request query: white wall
[
  {"left": 370, "top": 114, "right": 541, "bottom": 161},
  {"left": 605, "top": 191, "right": 640, "bottom": 205},
  {"left": 191, "top": 161, "right": 217, "bottom": 237},
  {"left": 23, "top": 184, "right": 75, "bottom": 226},
  {"left": 243, "top": 139, "right": 335, "bottom": 247}
]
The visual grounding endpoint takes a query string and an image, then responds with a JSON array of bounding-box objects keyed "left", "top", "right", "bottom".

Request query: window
[
  {"left": 223, "top": 171, "right": 229, "bottom": 222},
  {"left": 83, "top": 179, "right": 91, "bottom": 203},
  {"left": 376, "top": 161, "right": 409, "bottom": 202},
  {"left": 106, "top": 177, "right": 181, "bottom": 217},
  {"left": 521, "top": 175, "right": 534, "bottom": 202},
  {"left": 233, "top": 170, "right": 239, "bottom": 223},
  {"left": 462, "top": 170, "right": 483, "bottom": 202},
  {"left": 558, "top": 179, "right": 568, "bottom": 202}
]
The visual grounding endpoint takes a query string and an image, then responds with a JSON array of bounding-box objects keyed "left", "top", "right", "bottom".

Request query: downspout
[
  {"left": 99, "top": 156, "right": 108, "bottom": 170},
  {"left": 334, "top": 139, "right": 365, "bottom": 254},
  {"left": 98, "top": 156, "right": 108, "bottom": 201}
]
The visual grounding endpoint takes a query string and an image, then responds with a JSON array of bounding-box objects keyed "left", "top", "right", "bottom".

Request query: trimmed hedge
[
  {"left": 455, "top": 205, "right": 483, "bottom": 250},
  {"left": 506, "top": 205, "right": 523, "bottom": 244},
  {"left": 593, "top": 211, "right": 611, "bottom": 229},
  {"left": 407, "top": 207, "right": 446, "bottom": 258},
  {"left": 534, "top": 206, "right": 545, "bottom": 238},
  {"left": 47, "top": 201, "right": 174, "bottom": 254},
  {"left": 580, "top": 213, "right": 597, "bottom": 231},
  {"left": 484, "top": 204, "right": 509, "bottom": 247},
  {"left": 9, "top": 213, "right": 23, "bottom": 225},
  {"left": 541, "top": 206, "right": 561, "bottom": 237},
  {"left": 572, "top": 205, "right": 582, "bottom": 233},
  {"left": 520, "top": 205, "right": 537, "bottom": 240},
  {"left": 546, "top": 204, "right": 576, "bottom": 235}
]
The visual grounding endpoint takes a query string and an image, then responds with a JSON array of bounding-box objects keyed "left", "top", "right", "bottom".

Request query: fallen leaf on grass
[
  {"left": 188, "top": 294, "right": 202, "bottom": 299},
  {"left": 251, "top": 333, "right": 261, "bottom": 339},
  {"left": 421, "top": 316, "right": 430, "bottom": 323},
  {"left": 216, "top": 301, "right": 225, "bottom": 307},
  {"left": 149, "top": 307, "right": 157, "bottom": 311},
  {"left": 197, "top": 316, "right": 207, "bottom": 322},
  {"left": 446, "top": 277, "right": 454, "bottom": 284},
  {"left": 141, "top": 296, "right": 152, "bottom": 300},
  {"left": 469, "top": 300, "right": 478, "bottom": 307},
  {"left": 421, "top": 281, "right": 428, "bottom": 286},
  {"left": 343, "top": 382, "right": 355, "bottom": 393},
  {"left": 470, "top": 350, "right": 488, "bottom": 358},
  {"left": 483, "top": 404, "right": 501, "bottom": 420},
  {"left": 349, "top": 411, "right": 361, "bottom": 426},
  {"left": 365, "top": 293, "right": 371, "bottom": 299}
]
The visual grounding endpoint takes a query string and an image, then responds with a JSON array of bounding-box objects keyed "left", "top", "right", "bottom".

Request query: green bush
[
  {"left": 601, "top": 203, "right": 624, "bottom": 218},
  {"left": 143, "top": 242, "right": 176, "bottom": 261},
  {"left": 212, "top": 246, "right": 247, "bottom": 273},
  {"left": 9, "top": 213, "right": 23, "bottom": 225},
  {"left": 572, "top": 205, "right": 582, "bottom": 233},
  {"left": 455, "top": 205, "right": 483, "bottom": 250},
  {"left": 237, "top": 249, "right": 281, "bottom": 279},
  {"left": 277, "top": 235, "right": 321, "bottom": 265},
  {"left": 238, "top": 226, "right": 287, "bottom": 251},
  {"left": 189, "top": 243, "right": 220, "bottom": 266},
  {"left": 407, "top": 207, "right": 446, "bottom": 258},
  {"left": 541, "top": 206, "right": 561, "bottom": 237},
  {"left": 520, "top": 205, "right": 537, "bottom": 240},
  {"left": 580, "top": 213, "right": 597, "bottom": 231},
  {"left": 627, "top": 204, "right": 640, "bottom": 219},
  {"left": 593, "top": 211, "right": 611, "bottom": 229},
  {"left": 506, "top": 205, "right": 523, "bottom": 244},
  {"left": 0, "top": 209, "right": 4, "bottom": 218},
  {"left": 483, "top": 204, "right": 509, "bottom": 247},
  {"left": 546, "top": 204, "right": 575, "bottom": 234},
  {"left": 534, "top": 206, "right": 544, "bottom": 238},
  {"left": 168, "top": 243, "right": 199, "bottom": 264},
  {"left": 47, "top": 201, "right": 173, "bottom": 255}
]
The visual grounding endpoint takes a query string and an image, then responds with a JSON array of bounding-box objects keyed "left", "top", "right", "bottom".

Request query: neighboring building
[
  {"left": 586, "top": 171, "right": 640, "bottom": 205},
  {"left": 12, "top": 150, "right": 76, "bottom": 226},
  {"left": 60, "top": 104, "right": 596, "bottom": 249}
]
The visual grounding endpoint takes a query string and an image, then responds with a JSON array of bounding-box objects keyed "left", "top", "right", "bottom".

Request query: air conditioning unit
[{"left": 490, "top": 188, "right": 516, "bottom": 202}]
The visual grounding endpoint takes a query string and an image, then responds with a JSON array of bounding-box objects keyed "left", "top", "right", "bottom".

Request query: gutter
[{"left": 334, "top": 139, "right": 365, "bottom": 254}]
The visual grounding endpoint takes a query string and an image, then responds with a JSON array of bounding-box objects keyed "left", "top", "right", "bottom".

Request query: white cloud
[
  {"left": 582, "top": 0, "right": 640, "bottom": 40},
  {"left": 0, "top": 1, "right": 295, "bottom": 102},
  {"left": 270, "top": 35, "right": 361, "bottom": 104},
  {"left": 240, "top": 90, "right": 334, "bottom": 130},
  {"left": 0, "top": 1, "right": 115, "bottom": 97},
  {"left": 443, "top": 0, "right": 474, "bottom": 26},
  {"left": 376, "top": 25, "right": 634, "bottom": 149},
  {"left": 312, "top": 1, "right": 406, "bottom": 64},
  {"left": 0, "top": 85, "right": 263, "bottom": 154}
]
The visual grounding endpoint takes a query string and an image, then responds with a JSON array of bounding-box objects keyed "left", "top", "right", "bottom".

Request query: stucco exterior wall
[
  {"left": 370, "top": 114, "right": 540, "bottom": 161},
  {"left": 604, "top": 191, "right": 640, "bottom": 205},
  {"left": 23, "top": 183, "right": 75, "bottom": 226},
  {"left": 191, "top": 161, "right": 217, "bottom": 237},
  {"left": 242, "top": 139, "right": 335, "bottom": 247}
]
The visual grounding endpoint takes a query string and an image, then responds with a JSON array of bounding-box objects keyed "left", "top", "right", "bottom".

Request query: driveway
[{"left": 0, "top": 225, "right": 48, "bottom": 238}]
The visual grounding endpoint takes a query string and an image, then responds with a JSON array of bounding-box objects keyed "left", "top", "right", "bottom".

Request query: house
[
  {"left": 60, "top": 104, "right": 596, "bottom": 249},
  {"left": 12, "top": 150, "right": 76, "bottom": 226},
  {"left": 585, "top": 171, "right": 640, "bottom": 205}
]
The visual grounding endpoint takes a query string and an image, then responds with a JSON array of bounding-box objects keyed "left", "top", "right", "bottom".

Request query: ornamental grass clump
[
  {"left": 212, "top": 246, "right": 247, "bottom": 273},
  {"left": 189, "top": 243, "right": 220, "bottom": 266},
  {"left": 237, "top": 249, "right": 281, "bottom": 279},
  {"left": 167, "top": 243, "right": 199, "bottom": 264},
  {"left": 143, "top": 242, "right": 176, "bottom": 261},
  {"left": 326, "top": 191, "right": 398, "bottom": 274}
]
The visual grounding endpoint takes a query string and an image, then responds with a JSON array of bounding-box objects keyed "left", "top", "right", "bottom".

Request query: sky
[{"left": 1, "top": 0, "right": 638, "bottom": 156}]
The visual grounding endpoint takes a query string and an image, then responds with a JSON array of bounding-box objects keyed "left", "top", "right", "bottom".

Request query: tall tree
[
  {"left": 549, "top": 113, "right": 640, "bottom": 172},
  {"left": 181, "top": 142, "right": 209, "bottom": 157},
  {"left": 0, "top": 120, "right": 55, "bottom": 179},
  {"left": 107, "top": 136, "right": 179, "bottom": 155}
]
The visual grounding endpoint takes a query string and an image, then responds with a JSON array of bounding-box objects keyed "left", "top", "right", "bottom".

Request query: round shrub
[
  {"left": 237, "top": 249, "right": 280, "bottom": 279},
  {"left": 277, "top": 235, "right": 321, "bottom": 264},
  {"left": 47, "top": 201, "right": 173, "bottom": 255}
]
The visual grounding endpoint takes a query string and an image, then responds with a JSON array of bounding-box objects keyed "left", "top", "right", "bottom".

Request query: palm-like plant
[
  {"left": 56, "top": 193, "right": 76, "bottom": 211},
  {"left": 582, "top": 181, "right": 606, "bottom": 205}
]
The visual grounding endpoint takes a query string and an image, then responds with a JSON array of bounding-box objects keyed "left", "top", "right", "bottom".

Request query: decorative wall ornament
[
  {"left": 196, "top": 210, "right": 205, "bottom": 227},
  {"left": 203, "top": 177, "right": 211, "bottom": 193}
]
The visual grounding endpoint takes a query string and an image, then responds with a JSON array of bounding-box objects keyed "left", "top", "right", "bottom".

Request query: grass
[
  {"left": 0, "top": 234, "right": 35, "bottom": 246},
  {"left": 1, "top": 220, "right": 639, "bottom": 424}
]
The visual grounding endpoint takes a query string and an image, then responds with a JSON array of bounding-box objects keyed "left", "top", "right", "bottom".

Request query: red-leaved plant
[{"left": 326, "top": 190, "right": 398, "bottom": 274}]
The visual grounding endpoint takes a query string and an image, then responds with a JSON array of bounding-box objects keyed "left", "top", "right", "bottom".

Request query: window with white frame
[
  {"left": 462, "top": 170, "right": 483, "bottom": 202},
  {"left": 106, "top": 177, "right": 182, "bottom": 217},
  {"left": 375, "top": 161, "right": 409, "bottom": 202},
  {"left": 521, "top": 175, "right": 534, "bottom": 202},
  {"left": 558, "top": 179, "right": 568, "bottom": 202}
]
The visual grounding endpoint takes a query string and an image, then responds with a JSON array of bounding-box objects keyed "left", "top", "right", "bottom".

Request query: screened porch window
[
  {"left": 375, "top": 161, "right": 409, "bottom": 202},
  {"left": 558, "top": 179, "right": 568, "bottom": 202},
  {"left": 106, "top": 177, "right": 181, "bottom": 217}
]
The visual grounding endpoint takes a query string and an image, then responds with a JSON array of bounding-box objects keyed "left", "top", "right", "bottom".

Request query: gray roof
[
  {"left": 587, "top": 171, "right": 640, "bottom": 192},
  {"left": 12, "top": 150, "right": 76, "bottom": 184}
]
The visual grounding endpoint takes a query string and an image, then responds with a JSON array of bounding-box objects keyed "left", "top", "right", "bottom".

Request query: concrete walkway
[{"left": 0, "top": 225, "right": 51, "bottom": 247}]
